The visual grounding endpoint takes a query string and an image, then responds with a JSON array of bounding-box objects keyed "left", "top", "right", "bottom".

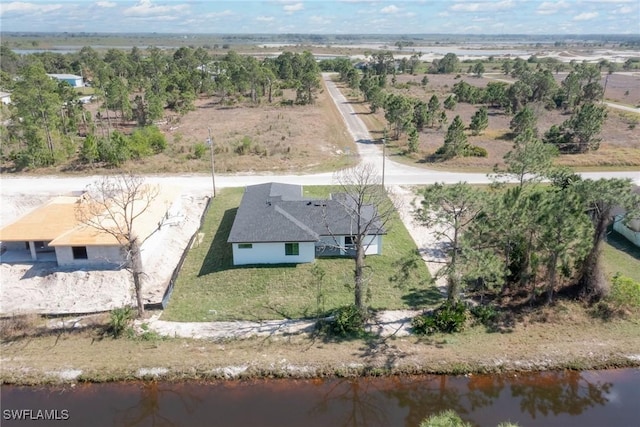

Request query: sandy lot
[
  {"left": 0, "top": 183, "right": 449, "bottom": 321},
  {"left": 0, "top": 189, "right": 209, "bottom": 315}
]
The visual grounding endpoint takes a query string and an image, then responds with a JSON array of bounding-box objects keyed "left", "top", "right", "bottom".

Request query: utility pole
[
  {"left": 207, "top": 127, "right": 216, "bottom": 198},
  {"left": 381, "top": 128, "right": 388, "bottom": 190}
]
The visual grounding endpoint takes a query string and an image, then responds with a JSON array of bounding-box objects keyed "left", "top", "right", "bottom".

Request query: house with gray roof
[{"left": 227, "top": 182, "right": 385, "bottom": 265}]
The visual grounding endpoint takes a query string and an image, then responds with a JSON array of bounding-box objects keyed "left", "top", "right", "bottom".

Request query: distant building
[{"left": 47, "top": 73, "right": 84, "bottom": 87}]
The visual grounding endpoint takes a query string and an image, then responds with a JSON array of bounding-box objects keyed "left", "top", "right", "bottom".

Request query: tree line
[
  {"left": 326, "top": 52, "right": 610, "bottom": 161},
  {"left": 0, "top": 45, "right": 320, "bottom": 170},
  {"left": 417, "top": 136, "right": 639, "bottom": 307}
]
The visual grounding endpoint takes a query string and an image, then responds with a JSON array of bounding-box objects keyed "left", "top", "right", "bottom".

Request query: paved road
[{"left": 1, "top": 74, "right": 638, "bottom": 220}]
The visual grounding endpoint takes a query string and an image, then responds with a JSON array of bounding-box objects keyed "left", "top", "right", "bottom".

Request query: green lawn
[
  {"left": 603, "top": 229, "right": 640, "bottom": 282},
  {"left": 162, "top": 187, "right": 436, "bottom": 322}
]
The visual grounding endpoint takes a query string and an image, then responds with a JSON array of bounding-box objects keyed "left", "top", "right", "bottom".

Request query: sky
[{"left": 0, "top": 0, "right": 639, "bottom": 35}]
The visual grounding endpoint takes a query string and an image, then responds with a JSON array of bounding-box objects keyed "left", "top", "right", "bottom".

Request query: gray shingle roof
[{"left": 227, "top": 183, "right": 385, "bottom": 244}]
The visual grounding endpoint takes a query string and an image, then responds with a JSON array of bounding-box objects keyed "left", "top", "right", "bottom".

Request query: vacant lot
[
  {"left": 350, "top": 73, "right": 640, "bottom": 171},
  {"left": 22, "top": 79, "right": 357, "bottom": 175},
  {"left": 162, "top": 187, "right": 434, "bottom": 322}
]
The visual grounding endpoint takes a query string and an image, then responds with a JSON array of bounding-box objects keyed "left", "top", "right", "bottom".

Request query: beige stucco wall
[{"left": 55, "top": 245, "right": 124, "bottom": 267}]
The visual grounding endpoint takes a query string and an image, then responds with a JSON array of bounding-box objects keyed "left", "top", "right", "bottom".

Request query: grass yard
[
  {"left": 602, "top": 230, "right": 640, "bottom": 282},
  {"left": 162, "top": 187, "right": 435, "bottom": 322}
]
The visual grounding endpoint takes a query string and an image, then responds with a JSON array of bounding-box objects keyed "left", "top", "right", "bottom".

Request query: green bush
[
  {"left": 420, "top": 410, "right": 520, "bottom": 427},
  {"left": 193, "top": 142, "right": 206, "bottom": 159},
  {"left": 609, "top": 274, "right": 640, "bottom": 308},
  {"left": 412, "top": 301, "right": 467, "bottom": 335},
  {"left": 107, "top": 306, "right": 134, "bottom": 338},
  {"left": 470, "top": 303, "right": 498, "bottom": 326},
  {"left": 326, "top": 304, "right": 366, "bottom": 337},
  {"left": 465, "top": 145, "right": 488, "bottom": 157},
  {"left": 420, "top": 410, "right": 471, "bottom": 427}
]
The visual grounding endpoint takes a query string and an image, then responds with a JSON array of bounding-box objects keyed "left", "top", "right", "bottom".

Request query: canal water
[{"left": 1, "top": 369, "right": 638, "bottom": 426}]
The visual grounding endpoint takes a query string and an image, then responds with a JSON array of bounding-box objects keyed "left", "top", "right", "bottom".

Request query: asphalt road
[{"left": 0, "top": 74, "right": 638, "bottom": 223}]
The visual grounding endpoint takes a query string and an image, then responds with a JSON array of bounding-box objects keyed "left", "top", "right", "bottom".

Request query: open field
[
  {"left": 1, "top": 300, "right": 638, "bottom": 385},
  {"left": 9, "top": 79, "right": 357, "bottom": 175},
  {"left": 162, "top": 186, "right": 433, "bottom": 322},
  {"left": 345, "top": 73, "right": 640, "bottom": 171}
]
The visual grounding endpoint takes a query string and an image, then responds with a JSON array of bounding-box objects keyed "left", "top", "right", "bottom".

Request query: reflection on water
[{"left": 1, "top": 369, "right": 638, "bottom": 427}]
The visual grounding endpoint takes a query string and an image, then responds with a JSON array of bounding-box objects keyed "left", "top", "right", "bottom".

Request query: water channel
[{"left": 2, "top": 368, "right": 638, "bottom": 426}]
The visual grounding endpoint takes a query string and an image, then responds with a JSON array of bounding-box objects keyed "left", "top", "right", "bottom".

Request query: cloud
[
  {"left": 95, "top": 1, "right": 116, "bottom": 7},
  {"left": 573, "top": 11, "right": 598, "bottom": 21},
  {"left": 0, "top": 1, "right": 62, "bottom": 16},
  {"left": 381, "top": 5, "right": 399, "bottom": 13},
  {"left": 450, "top": 0, "right": 514, "bottom": 13},
  {"left": 256, "top": 16, "right": 275, "bottom": 22},
  {"left": 536, "top": 1, "right": 570, "bottom": 15},
  {"left": 123, "top": 0, "right": 189, "bottom": 17},
  {"left": 283, "top": 2, "right": 303, "bottom": 13},
  {"left": 205, "top": 10, "right": 234, "bottom": 18},
  {"left": 310, "top": 15, "right": 331, "bottom": 24}
]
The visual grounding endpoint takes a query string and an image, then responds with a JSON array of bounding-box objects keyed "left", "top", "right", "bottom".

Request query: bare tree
[
  {"left": 327, "top": 163, "right": 396, "bottom": 314},
  {"left": 76, "top": 174, "right": 159, "bottom": 317}
]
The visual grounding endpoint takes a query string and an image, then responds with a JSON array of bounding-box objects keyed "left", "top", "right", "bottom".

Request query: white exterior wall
[
  {"left": 55, "top": 245, "right": 124, "bottom": 267},
  {"left": 232, "top": 242, "right": 315, "bottom": 265},
  {"left": 364, "top": 235, "right": 382, "bottom": 255},
  {"left": 614, "top": 216, "right": 640, "bottom": 248}
]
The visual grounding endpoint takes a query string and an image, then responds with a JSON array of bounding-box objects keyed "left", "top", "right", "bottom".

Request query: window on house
[
  {"left": 238, "top": 243, "right": 253, "bottom": 249},
  {"left": 72, "top": 246, "right": 88, "bottom": 260},
  {"left": 344, "top": 236, "right": 355, "bottom": 245},
  {"left": 285, "top": 242, "right": 299, "bottom": 256}
]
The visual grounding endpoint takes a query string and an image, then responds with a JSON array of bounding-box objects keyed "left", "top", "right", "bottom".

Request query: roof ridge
[{"left": 273, "top": 204, "right": 319, "bottom": 241}]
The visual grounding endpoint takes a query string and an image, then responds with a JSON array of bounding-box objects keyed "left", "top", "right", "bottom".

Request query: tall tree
[
  {"left": 575, "top": 178, "right": 640, "bottom": 299},
  {"left": 76, "top": 174, "right": 160, "bottom": 317},
  {"left": 10, "top": 60, "right": 63, "bottom": 167},
  {"left": 509, "top": 106, "right": 538, "bottom": 137},
  {"left": 469, "top": 107, "right": 488, "bottom": 135},
  {"left": 437, "top": 115, "right": 468, "bottom": 160},
  {"left": 384, "top": 94, "right": 414, "bottom": 139},
  {"left": 498, "top": 128, "right": 558, "bottom": 188},
  {"left": 329, "top": 164, "right": 396, "bottom": 314},
  {"left": 416, "top": 183, "right": 484, "bottom": 302}
]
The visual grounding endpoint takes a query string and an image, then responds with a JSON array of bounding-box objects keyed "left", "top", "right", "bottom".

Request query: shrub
[
  {"left": 412, "top": 301, "right": 467, "bottom": 335},
  {"left": 420, "top": 410, "right": 472, "bottom": 427},
  {"left": 609, "top": 274, "right": 640, "bottom": 309},
  {"left": 470, "top": 303, "right": 498, "bottom": 326},
  {"left": 193, "top": 142, "right": 206, "bottom": 159},
  {"left": 235, "top": 136, "right": 253, "bottom": 155},
  {"left": 465, "top": 145, "right": 488, "bottom": 157},
  {"left": 107, "top": 307, "right": 134, "bottom": 338},
  {"left": 326, "top": 304, "right": 366, "bottom": 337}
]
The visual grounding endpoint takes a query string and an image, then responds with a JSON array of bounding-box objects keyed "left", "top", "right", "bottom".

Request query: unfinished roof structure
[{"left": 0, "top": 185, "right": 181, "bottom": 266}]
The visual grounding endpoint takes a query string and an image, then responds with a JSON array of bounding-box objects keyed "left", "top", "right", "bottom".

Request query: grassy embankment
[{"left": 162, "top": 186, "right": 434, "bottom": 322}]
